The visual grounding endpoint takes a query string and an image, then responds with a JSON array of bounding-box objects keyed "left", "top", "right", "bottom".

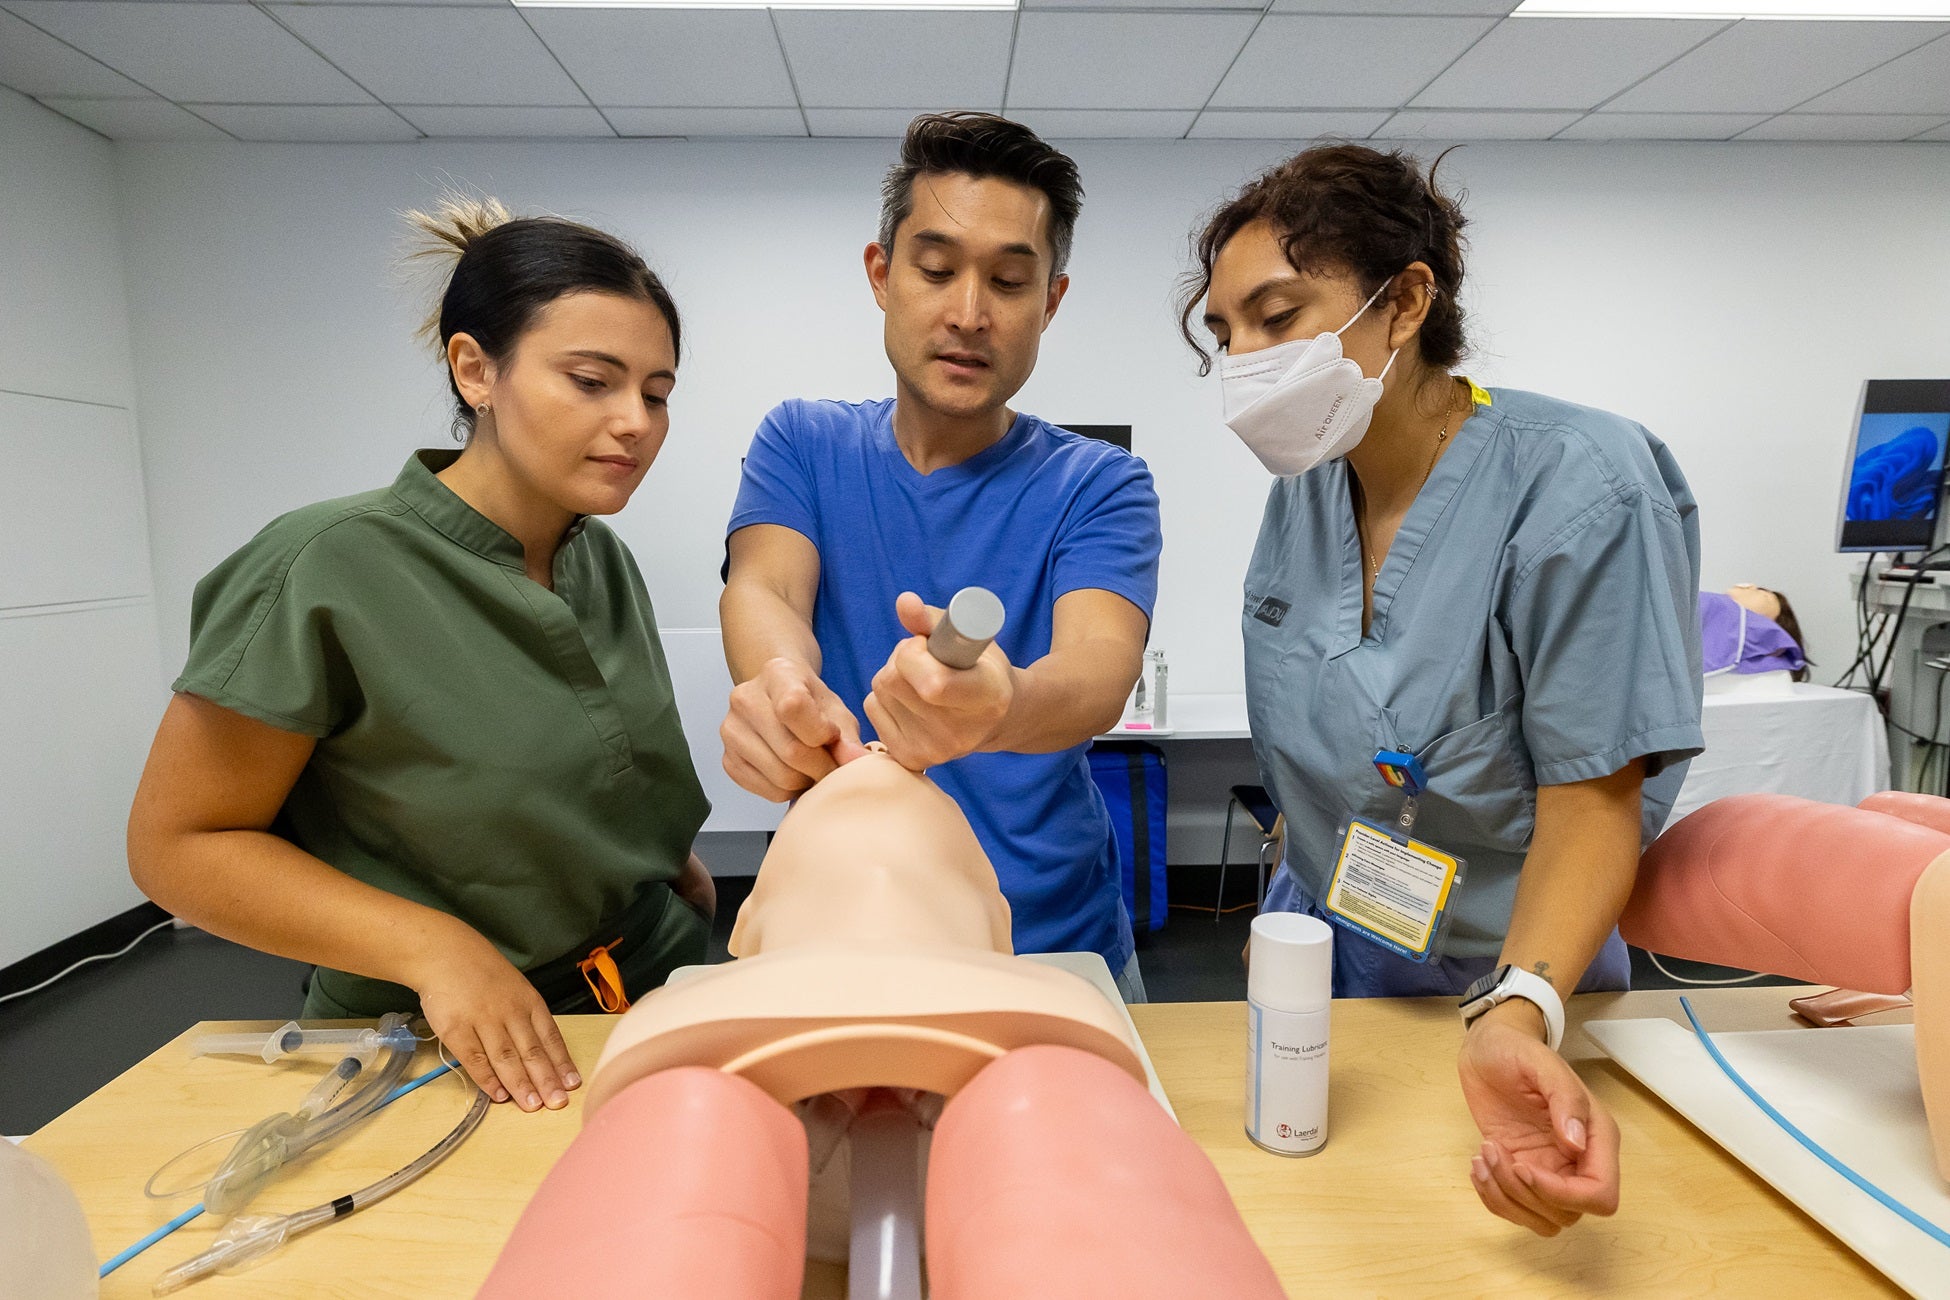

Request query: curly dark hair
[
  {"left": 1178, "top": 143, "right": 1469, "bottom": 376},
  {"left": 878, "top": 112, "right": 1084, "bottom": 280}
]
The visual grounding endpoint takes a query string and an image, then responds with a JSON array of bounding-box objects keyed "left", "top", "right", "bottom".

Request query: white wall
[
  {"left": 0, "top": 87, "right": 161, "bottom": 966},
  {"left": 114, "top": 137, "right": 1950, "bottom": 713}
]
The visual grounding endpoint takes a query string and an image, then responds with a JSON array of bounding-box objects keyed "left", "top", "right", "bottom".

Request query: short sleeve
[
  {"left": 172, "top": 525, "right": 358, "bottom": 738},
  {"left": 1051, "top": 454, "right": 1162, "bottom": 621},
  {"left": 1507, "top": 485, "right": 1703, "bottom": 786},
  {"left": 726, "top": 402, "right": 820, "bottom": 547}
]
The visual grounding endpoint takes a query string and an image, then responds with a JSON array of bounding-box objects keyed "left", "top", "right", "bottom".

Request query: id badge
[{"left": 1323, "top": 818, "right": 1466, "bottom": 963}]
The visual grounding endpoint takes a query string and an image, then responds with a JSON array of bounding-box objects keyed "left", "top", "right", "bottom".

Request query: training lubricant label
[{"left": 1245, "top": 1000, "right": 1329, "bottom": 1157}]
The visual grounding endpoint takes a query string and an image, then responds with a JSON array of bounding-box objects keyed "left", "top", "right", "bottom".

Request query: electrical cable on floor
[
  {"left": 1678, "top": 996, "right": 1950, "bottom": 1251},
  {"left": 0, "top": 918, "right": 175, "bottom": 1006}
]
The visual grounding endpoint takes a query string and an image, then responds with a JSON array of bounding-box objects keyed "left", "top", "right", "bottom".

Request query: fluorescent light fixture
[
  {"left": 1513, "top": 0, "right": 1950, "bottom": 16},
  {"left": 513, "top": 0, "right": 1017, "bottom": 9}
]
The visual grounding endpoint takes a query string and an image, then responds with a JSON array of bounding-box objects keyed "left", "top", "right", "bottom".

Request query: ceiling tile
[
  {"left": 6, "top": 2, "right": 372, "bottom": 103},
  {"left": 1188, "top": 108, "right": 1390, "bottom": 138},
  {"left": 33, "top": 94, "right": 226, "bottom": 139},
  {"left": 0, "top": 9, "right": 150, "bottom": 98},
  {"left": 1554, "top": 111, "right": 1767, "bottom": 139},
  {"left": 1606, "top": 19, "right": 1949, "bottom": 114},
  {"left": 1412, "top": 18, "right": 1721, "bottom": 110},
  {"left": 396, "top": 105, "right": 613, "bottom": 137},
  {"left": 1272, "top": 0, "right": 1515, "bottom": 11},
  {"left": 1007, "top": 108, "right": 1198, "bottom": 138},
  {"left": 266, "top": 4, "right": 586, "bottom": 106},
  {"left": 808, "top": 107, "right": 961, "bottom": 137},
  {"left": 775, "top": 11, "right": 1011, "bottom": 110},
  {"left": 1008, "top": 12, "right": 1261, "bottom": 111},
  {"left": 522, "top": 8, "right": 795, "bottom": 108},
  {"left": 1735, "top": 112, "right": 1950, "bottom": 141},
  {"left": 1210, "top": 16, "right": 1500, "bottom": 111},
  {"left": 1020, "top": 0, "right": 1264, "bottom": 8},
  {"left": 606, "top": 106, "right": 806, "bottom": 137},
  {"left": 186, "top": 103, "right": 420, "bottom": 141},
  {"left": 1375, "top": 108, "right": 1581, "bottom": 138},
  {"left": 1799, "top": 31, "right": 1950, "bottom": 115}
]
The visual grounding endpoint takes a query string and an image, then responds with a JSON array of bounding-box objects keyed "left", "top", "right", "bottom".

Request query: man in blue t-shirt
[{"left": 720, "top": 112, "right": 1162, "bottom": 998}]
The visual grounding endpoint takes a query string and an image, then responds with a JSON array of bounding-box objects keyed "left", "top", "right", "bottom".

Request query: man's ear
[
  {"left": 447, "top": 332, "right": 495, "bottom": 408},
  {"left": 1042, "top": 272, "right": 1071, "bottom": 330},
  {"left": 865, "top": 242, "right": 892, "bottom": 312}
]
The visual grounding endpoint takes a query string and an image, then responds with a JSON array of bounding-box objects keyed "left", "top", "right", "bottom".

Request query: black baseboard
[{"left": 0, "top": 901, "right": 173, "bottom": 1003}]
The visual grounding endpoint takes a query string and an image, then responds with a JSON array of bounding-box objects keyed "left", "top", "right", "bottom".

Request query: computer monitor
[{"left": 1836, "top": 379, "right": 1950, "bottom": 554}]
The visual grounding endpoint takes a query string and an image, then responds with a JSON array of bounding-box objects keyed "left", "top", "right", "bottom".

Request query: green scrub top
[{"left": 174, "top": 450, "right": 710, "bottom": 1002}]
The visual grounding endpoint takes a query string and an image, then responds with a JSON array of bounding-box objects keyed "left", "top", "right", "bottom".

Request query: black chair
[{"left": 1215, "top": 784, "right": 1281, "bottom": 922}]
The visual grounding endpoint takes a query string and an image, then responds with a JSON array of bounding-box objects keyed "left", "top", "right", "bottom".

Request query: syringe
[{"left": 191, "top": 1020, "right": 417, "bottom": 1066}]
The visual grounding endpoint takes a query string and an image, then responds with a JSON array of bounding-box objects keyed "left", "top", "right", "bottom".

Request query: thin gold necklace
[{"left": 1357, "top": 395, "right": 1463, "bottom": 582}]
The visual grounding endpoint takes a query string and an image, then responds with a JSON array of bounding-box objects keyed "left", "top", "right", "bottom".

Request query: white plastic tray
[{"left": 1588, "top": 1018, "right": 1950, "bottom": 1299}]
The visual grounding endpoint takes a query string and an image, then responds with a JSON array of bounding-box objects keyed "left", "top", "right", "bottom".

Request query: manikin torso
[{"left": 587, "top": 751, "right": 1145, "bottom": 1114}]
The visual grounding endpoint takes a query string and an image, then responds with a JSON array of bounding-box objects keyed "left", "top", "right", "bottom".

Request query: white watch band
[{"left": 1464, "top": 967, "right": 1565, "bottom": 1052}]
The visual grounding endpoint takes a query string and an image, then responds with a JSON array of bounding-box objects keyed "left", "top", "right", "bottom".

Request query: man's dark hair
[{"left": 878, "top": 112, "right": 1084, "bottom": 279}]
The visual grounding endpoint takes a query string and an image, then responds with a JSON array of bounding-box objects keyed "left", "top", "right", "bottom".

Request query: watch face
[{"left": 1461, "top": 964, "right": 1513, "bottom": 1005}]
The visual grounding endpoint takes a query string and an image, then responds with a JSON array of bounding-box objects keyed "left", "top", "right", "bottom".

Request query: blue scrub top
[
  {"left": 728, "top": 398, "right": 1162, "bottom": 970},
  {"left": 1247, "top": 386, "right": 1704, "bottom": 967}
]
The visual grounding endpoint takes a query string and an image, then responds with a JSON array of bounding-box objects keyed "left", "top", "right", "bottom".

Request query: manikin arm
[{"left": 1623, "top": 791, "right": 1950, "bottom": 1181}]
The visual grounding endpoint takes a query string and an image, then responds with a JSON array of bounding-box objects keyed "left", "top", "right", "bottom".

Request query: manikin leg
[
  {"left": 924, "top": 1045, "right": 1287, "bottom": 1299},
  {"left": 476, "top": 1066, "right": 809, "bottom": 1299}
]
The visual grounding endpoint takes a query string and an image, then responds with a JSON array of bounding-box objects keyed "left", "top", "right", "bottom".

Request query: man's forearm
[
  {"left": 982, "top": 637, "right": 1138, "bottom": 755},
  {"left": 720, "top": 581, "right": 822, "bottom": 685}
]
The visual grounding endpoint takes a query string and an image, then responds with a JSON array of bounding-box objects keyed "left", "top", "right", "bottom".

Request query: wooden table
[{"left": 24, "top": 988, "right": 1908, "bottom": 1298}]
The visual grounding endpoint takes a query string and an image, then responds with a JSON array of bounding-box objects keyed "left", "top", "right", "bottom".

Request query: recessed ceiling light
[
  {"left": 513, "top": 0, "right": 1017, "bottom": 10},
  {"left": 1513, "top": 0, "right": 1950, "bottom": 16}
]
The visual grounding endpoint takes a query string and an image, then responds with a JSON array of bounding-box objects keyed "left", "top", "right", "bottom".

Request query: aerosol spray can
[{"left": 1244, "top": 912, "right": 1332, "bottom": 1156}]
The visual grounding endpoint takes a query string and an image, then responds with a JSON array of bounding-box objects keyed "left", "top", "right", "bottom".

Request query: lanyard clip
[
  {"left": 1394, "top": 794, "right": 1421, "bottom": 842},
  {"left": 1374, "top": 749, "right": 1427, "bottom": 844},
  {"left": 1373, "top": 749, "right": 1427, "bottom": 797},
  {"left": 578, "top": 938, "right": 631, "bottom": 1014}
]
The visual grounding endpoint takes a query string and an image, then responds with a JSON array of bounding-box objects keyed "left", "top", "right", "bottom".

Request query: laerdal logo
[{"left": 1253, "top": 597, "right": 1289, "bottom": 627}]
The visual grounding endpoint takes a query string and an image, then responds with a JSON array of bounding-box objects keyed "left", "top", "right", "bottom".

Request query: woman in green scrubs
[{"left": 128, "top": 200, "right": 710, "bottom": 1114}]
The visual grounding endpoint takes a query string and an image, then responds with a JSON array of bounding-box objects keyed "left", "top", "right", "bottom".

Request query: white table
[
  {"left": 1103, "top": 683, "right": 1892, "bottom": 862},
  {"left": 1668, "top": 679, "right": 1891, "bottom": 822}
]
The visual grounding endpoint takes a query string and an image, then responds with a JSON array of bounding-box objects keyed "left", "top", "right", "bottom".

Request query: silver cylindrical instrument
[{"left": 926, "top": 587, "right": 1006, "bottom": 670}]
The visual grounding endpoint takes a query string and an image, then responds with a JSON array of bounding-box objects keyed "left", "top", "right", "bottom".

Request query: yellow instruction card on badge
[{"left": 1324, "top": 820, "right": 1459, "bottom": 958}]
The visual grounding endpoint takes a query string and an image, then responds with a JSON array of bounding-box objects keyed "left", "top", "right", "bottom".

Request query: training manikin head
[
  {"left": 727, "top": 748, "right": 1013, "bottom": 958},
  {"left": 583, "top": 749, "right": 1142, "bottom": 1114}
]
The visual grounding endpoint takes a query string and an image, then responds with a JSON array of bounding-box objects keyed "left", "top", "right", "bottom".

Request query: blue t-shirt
[{"left": 728, "top": 398, "right": 1163, "bottom": 968}]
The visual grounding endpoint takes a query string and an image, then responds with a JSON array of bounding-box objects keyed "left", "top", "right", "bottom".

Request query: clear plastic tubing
[{"left": 847, "top": 1094, "right": 923, "bottom": 1300}]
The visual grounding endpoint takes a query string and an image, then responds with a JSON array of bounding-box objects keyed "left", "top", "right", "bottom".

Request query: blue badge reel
[{"left": 1322, "top": 750, "right": 1467, "bottom": 963}]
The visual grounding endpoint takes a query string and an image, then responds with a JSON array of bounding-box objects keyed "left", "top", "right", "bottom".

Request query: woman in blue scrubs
[{"left": 1183, "top": 145, "right": 1703, "bottom": 1236}]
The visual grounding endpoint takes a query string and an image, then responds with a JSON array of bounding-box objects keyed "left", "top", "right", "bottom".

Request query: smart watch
[{"left": 1459, "top": 965, "right": 1565, "bottom": 1053}]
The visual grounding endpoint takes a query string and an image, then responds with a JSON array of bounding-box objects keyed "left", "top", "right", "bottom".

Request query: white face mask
[{"left": 1218, "top": 279, "right": 1399, "bottom": 477}]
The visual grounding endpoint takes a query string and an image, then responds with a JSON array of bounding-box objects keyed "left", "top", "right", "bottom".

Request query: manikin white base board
[{"left": 1587, "top": 1018, "right": 1950, "bottom": 1299}]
